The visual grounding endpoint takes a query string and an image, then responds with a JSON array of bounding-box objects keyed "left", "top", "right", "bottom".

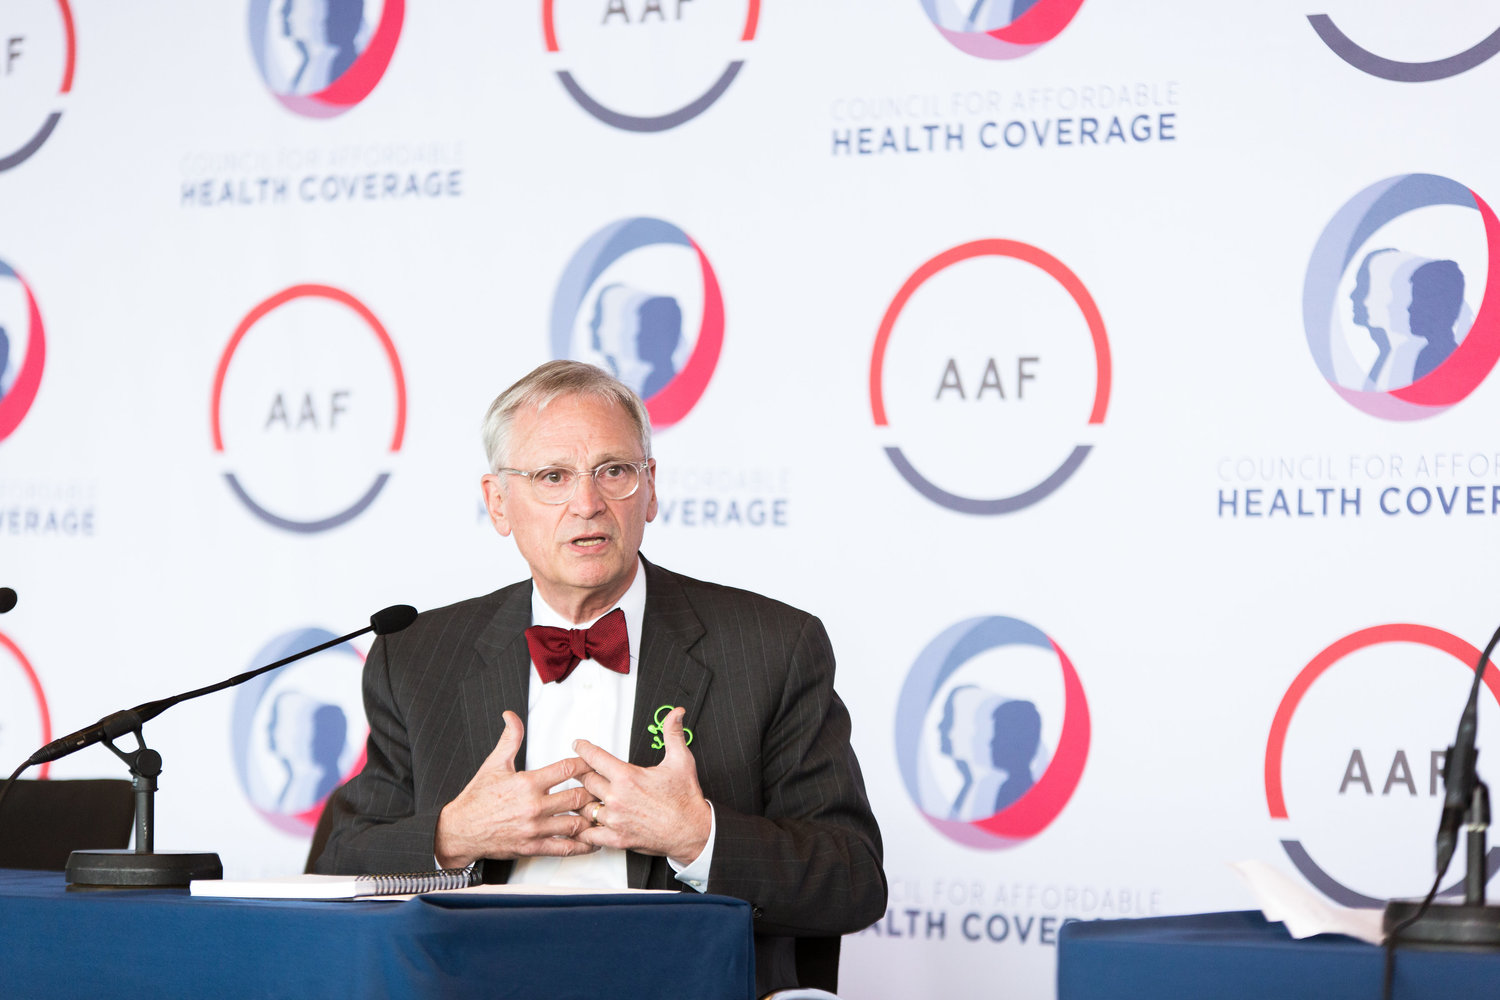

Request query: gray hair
[{"left": 481, "top": 360, "right": 653, "bottom": 472}]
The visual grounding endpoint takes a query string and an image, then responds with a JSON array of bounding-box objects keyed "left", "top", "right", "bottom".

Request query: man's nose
[{"left": 567, "top": 472, "right": 607, "bottom": 516}]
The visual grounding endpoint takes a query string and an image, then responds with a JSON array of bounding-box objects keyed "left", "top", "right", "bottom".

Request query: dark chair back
[
  {"left": 795, "top": 935, "right": 840, "bottom": 994},
  {"left": 0, "top": 778, "right": 134, "bottom": 871}
]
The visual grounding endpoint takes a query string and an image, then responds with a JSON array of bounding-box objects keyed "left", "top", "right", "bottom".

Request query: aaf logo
[
  {"left": 552, "top": 217, "right": 723, "bottom": 429},
  {"left": 919, "top": 0, "right": 1084, "bottom": 60},
  {"left": 1304, "top": 174, "right": 1500, "bottom": 421},
  {"left": 212, "top": 284, "right": 407, "bottom": 533},
  {"left": 895, "top": 616, "right": 1089, "bottom": 849},
  {"left": 0, "top": 0, "right": 74, "bottom": 172},
  {"left": 543, "top": 0, "right": 759, "bottom": 132},
  {"left": 1308, "top": 8, "right": 1500, "bottom": 82},
  {"left": 1265, "top": 625, "right": 1500, "bottom": 907},
  {"left": 0, "top": 259, "right": 47, "bottom": 445},
  {"left": 870, "top": 240, "right": 1110, "bottom": 515},
  {"left": 248, "top": 0, "right": 403, "bottom": 118},
  {"left": 231, "top": 628, "right": 366, "bottom": 834},
  {"left": 0, "top": 632, "right": 51, "bottom": 778}
]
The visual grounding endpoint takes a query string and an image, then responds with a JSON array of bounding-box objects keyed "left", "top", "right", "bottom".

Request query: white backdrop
[{"left": 4, "top": 2, "right": 1500, "bottom": 997}]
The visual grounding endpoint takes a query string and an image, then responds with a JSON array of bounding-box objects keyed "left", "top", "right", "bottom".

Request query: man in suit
[{"left": 315, "top": 360, "right": 886, "bottom": 993}]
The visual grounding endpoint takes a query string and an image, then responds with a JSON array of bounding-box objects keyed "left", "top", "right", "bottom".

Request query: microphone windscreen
[
  {"left": 371, "top": 604, "right": 418, "bottom": 635},
  {"left": 0, "top": 588, "right": 15, "bottom": 613}
]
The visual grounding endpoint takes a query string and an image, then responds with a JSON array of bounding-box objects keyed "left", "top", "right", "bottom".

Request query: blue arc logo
[
  {"left": 894, "top": 616, "right": 1090, "bottom": 849},
  {"left": 1302, "top": 173, "right": 1500, "bottom": 421},
  {"left": 1308, "top": 13, "right": 1500, "bottom": 81},
  {"left": 231, "top": 628, "right": 366, "bottom": 834},
  {"left": 550, "top": 217, "right": 724, "bottom": 430}
]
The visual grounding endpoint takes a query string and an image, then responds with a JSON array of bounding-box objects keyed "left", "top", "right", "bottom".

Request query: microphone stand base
[
  {"left": 65, "top": 849, "right": 223, "bottom": 889},
  {"left": 1384, "top": 900, "right": 1500, "bottom": 949}
]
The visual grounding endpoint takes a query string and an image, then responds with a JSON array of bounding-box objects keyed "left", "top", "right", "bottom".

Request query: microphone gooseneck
[
  {"left": 19, "top": 602, "right": 420, "bottom": 769},
  {"left": 0, "top": 601, "right": 419, "bottom": 890}
]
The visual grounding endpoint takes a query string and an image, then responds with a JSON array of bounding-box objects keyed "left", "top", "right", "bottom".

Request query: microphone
[
  {"left": 0, "top": 588, "right": 15, "bottom": 613},
  {"left": 25, "top": 603, "right": 418, "bottom": 767},
  {"left": 372, "top": 603, "right": 418, "bottom": 635},
  {"left": 1437, "top": 708, "right": 1479, "bottom": 875},
  {"left": 1432, "top": 623, "right": 1500, "bottom": 877},
  {"left": 26, "top": 708, "right": 149, "bottom": 768}
]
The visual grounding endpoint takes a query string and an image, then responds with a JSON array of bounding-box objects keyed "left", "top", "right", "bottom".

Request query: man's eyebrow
[
  {"left": 519, "top": 451, "right": 636, "bottom": 469},
  {"left": 509, "top": 456, "right": 569, "bottom": 470}
]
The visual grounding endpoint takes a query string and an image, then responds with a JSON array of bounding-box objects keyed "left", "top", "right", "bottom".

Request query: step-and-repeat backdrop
[{"left": 4, "top": 2, "right": 1499, "bottom": 996}]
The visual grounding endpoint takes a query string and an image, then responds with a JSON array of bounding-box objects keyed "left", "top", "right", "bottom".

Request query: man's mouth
[{"left": 571, "top": 536, "right": 608, "bottom": 548}]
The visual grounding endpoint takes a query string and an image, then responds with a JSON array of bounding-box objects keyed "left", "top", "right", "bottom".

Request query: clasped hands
[{"left": 434, "top": 708, "right": 711, "bottom": 869}]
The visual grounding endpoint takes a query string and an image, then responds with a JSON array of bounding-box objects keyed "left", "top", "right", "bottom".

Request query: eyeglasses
[{"left": 498, "top": 460, "right": 651, "bottom": 505}]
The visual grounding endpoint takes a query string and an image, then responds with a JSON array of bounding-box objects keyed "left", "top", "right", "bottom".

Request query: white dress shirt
[{"left": 508, "top": 558, "right": 715, "bottom": 891}]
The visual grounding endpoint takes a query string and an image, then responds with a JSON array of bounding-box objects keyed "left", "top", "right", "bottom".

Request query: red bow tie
[{"left": 524, "top": 607, "right": 630, "bottom": 683}]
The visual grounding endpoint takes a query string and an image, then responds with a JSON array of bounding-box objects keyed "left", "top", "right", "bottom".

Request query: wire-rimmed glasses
[{"left": 498, "top": 460, "right": 651, "bottom": 505}]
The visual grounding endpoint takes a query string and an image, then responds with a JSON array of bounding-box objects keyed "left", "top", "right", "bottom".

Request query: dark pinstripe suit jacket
[{"left": 314, "top": 558, "right": 887, "bottom": 993}]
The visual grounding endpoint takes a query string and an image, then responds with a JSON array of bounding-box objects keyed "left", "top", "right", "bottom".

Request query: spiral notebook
[{"left": 189, "top": 868, "right": 475, "bottom": 900}]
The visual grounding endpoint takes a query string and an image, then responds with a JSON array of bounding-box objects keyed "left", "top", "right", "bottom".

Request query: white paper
[
  {"left": 1229, "top": 860, "right": 1385, "bottom": 945},
  {"left": 362, "top": 883, "right": 678, "bottom": 901},
  {"left": 190, "top": 873, "right": 373, "bottom": 900}
]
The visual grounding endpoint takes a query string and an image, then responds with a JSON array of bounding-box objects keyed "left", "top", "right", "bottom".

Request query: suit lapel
[
  {"left": 458, "top": 582, "right": 533, "bottom": 885},
  {"left": 627, "top": 559, "right": 712, "bottom": 889},
  {"left": 465, "top": 581, "right": 535, "bottom": 774}
]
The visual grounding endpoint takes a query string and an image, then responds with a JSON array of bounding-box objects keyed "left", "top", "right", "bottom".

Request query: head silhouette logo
[
  {"left": 895, "top": 616, "right": 1089, "bottom": 849},
  {"left": 919, "top": 0, "right": 1085, "bottom": 60},
  {"left": 248, "top": 0, "right": 403, "bottom": 118},
  {"left": 0, "top": 260, "right": 47, "bottom": 444},
  {"left": 870, "top": 240, "right": 1110, "bottom": 515},
  {"left": 0, "top": 0, "right": 74, "bottom": 172},
  {"left": 1308, "top": 12, "right": 1500, "bottom": 81},
  {"left": 231, "top": 628, "right": 367, "bottom": 833},
  {"left": 1304, "top": 174, "right": 1500, "bottom": 421},
  {"left": 1265, "top": 624, "right": 1500, "bottom": 907},
  {"left": 542, "top": 0, "right": 758, "bottom": 132},
  {"left": 0, "top": 632, "right": 52, "bottom": 779},
  {"left": 212, "top": 284, "right": 406, "bottom": 533},
  {"left": 552, "top": 217, "right": 723, "bottom": 429}
]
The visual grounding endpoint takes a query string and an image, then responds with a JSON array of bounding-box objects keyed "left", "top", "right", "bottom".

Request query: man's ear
[
  {"left": 644, "top": 459, "right": 658, "bottom": 523},
  {"left": 481, "top": 474, "right": 513, "bottom": 536}
]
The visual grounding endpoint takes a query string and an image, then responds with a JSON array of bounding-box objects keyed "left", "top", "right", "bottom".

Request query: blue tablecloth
[
  {"left": 0, "top": 868, "right": 755, "bottom": 1000},
  {"left": 1057, "top": 910, "right": 1500, "bottom": 1000}
]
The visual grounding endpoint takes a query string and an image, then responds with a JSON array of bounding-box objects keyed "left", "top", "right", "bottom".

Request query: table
[
  {"left": 0, "top": 869, "right": 755, "bottom": 1000},
  {"left": 1057, "top": 910, "right": 1500, "bottom": 1000}
]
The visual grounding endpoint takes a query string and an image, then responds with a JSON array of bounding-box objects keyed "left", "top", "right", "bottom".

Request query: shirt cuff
[
  {"left": 435, "top": 859, "right": 478, "bottom": 879},
  {"left": 668, "top": 801, "right": 716, "bottom": 893}
]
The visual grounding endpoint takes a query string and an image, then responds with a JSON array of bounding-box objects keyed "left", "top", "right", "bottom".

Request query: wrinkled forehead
[{"left": 509, "top": 393, "right": 645, "bottom": 466}]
